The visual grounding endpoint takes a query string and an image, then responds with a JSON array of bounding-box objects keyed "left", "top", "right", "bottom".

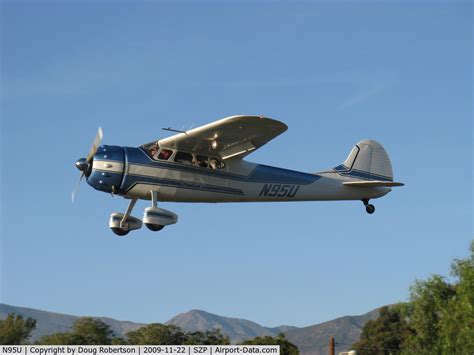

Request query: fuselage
[{"left": 86, "top": 146, "right": 390, "bottom": 203}]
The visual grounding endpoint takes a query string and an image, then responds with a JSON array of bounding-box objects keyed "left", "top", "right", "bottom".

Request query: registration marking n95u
[{"left": 258, "top": 184, "right": 300, "bottom": 198}]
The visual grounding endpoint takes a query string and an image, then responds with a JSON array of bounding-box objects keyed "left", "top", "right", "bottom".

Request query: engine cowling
[{"left": 87, "top": 145, "right": 125, "bottom": 194}]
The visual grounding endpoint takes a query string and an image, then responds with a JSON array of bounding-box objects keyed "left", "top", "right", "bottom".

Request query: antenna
[{"left": 162, "top": 127, "right": 187, "bottom": 134}]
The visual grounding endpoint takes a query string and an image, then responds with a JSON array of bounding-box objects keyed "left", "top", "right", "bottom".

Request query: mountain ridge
[{"left": 0, "top": 303, "right": 380, "bottom": 355}]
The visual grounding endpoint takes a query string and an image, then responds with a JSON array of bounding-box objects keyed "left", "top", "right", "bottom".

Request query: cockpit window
[
  {"left": 209, "top": 157, "right": 225, "bottom": 170},
  {"left": 196, "top": 155, "right": 209, "bottom": 168},
  {"left": 158, "top": 149, "right": 173, "bottom": 161},
  {"left": 174, "top": 151, "right": 193, "bottom": 165}
]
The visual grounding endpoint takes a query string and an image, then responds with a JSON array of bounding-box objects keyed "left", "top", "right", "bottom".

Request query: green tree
[
  {"left": 36, "top": 317, "right": 115, "bottom": 345},
  {"left": 72, "top": 317, "right": 115, "bottom": 345},
  {"left": 126, "top": 324, "right": 186, "bottom": 345},
  {"left": 404, "top": 241, "right": 474, "bottom": 354},
  {"left": 241, "top": 333, "right": 299, "bottom": 355},
  {"left": 352, "top": 305, "right": 411, "bottom": 355},
  {"left": 440, "top": 241, "right": 474, "bottom": 353},
  {"left": 184, "top": 329, "right": 230, "bottom": 345},
  {"left": 404, "top": 275, "right": 455, "bottom": 354},
  {"left": 111, "top": 337, "right": 129, "bottom": 345},
  {"left": 352, "top": 240, "right": 474, "bottom": 355},
  {"left": 37, "top": 333, "right": 84, "bottom": 345},
  {"left": 0, "top": 314, "right": 37, "bottom": 345}
]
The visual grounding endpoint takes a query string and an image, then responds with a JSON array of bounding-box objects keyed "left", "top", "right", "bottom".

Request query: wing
[
  {"left": 343, "top": 181, "right": 405, "bottom": 187},
  {"left": 155, "top": 115, "right": 288, "bottom": 159}
]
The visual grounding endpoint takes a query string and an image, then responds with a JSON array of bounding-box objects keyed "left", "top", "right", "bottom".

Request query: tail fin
[{"left": 335, "top": 139, "right": 395, "bottom": 182}]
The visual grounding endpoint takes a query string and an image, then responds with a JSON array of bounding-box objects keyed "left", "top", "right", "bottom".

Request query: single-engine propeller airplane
[{"left": 74, "top": 115, "right": 404, "bottom": 236}]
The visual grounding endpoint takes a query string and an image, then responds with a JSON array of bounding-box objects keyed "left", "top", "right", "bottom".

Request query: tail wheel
[
  {"left": 111, "top": 227, "right": 130, "bottom": 236},
  {"left": 366, "top": 204, "right": 375, "bottom": 214},
  {"left": 145, "top": 223, "right": 165, "bottom": 232}
]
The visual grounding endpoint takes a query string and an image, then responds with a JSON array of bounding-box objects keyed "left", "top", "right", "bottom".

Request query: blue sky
[{"left": 1, "top": 1, "right": 472, "bottom": 328}]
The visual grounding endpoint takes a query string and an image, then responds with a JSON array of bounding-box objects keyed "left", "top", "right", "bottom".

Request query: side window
[
  {"left": 158, "top": 149, "right": 173, "bottom": 161},
  {"left": 209, "top": 157, "right": 225, "bottom": 170},
  {"left": 174, "top": 151, "right": 193, "bottom": 165},
  {"left": 196, "top": 155, "right": 209, "bottom": 168}
]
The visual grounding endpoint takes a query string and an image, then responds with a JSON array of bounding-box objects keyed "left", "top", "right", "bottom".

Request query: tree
[
  {"left": 36, "top": 317, "right": 115, "bottom": 345},
  {"left": 403, "top": 275, "right": 455, "bottom": 354},
  {"left": 184, "top": 329, "right": 230, "bottom": 345},
  {"left": 37, "top": 333, "right": 84, "bottom": 345},
  {"left": 440, "top": 241, "right": 474, "bottom": 352},
  {"left": 126, "top": 324, "right": 186, "bottom": 345},
  {"left": 0, "top": 314, "right": 37, "bottom": 345},
  {"left": 405, "top": 241, "right": 474, "bottom": 354},
  {"left": 352, "top": 305, "right": 411, "bottom": 355},
  {"left": 352, "top": 240, "right": 474, "bottom": 355},
  {"left": 72, "top": 317, "right": 114, "bottom": 345},
  {"left": 241, "top": 333, "right": 299, "bottom": 355}
]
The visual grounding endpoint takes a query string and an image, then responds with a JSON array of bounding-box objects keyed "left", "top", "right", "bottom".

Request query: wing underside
[{"left": 152, "top": 115, "right": 287, "bottom": 159}]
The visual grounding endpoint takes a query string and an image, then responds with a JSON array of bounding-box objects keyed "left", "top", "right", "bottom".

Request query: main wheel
[
  {"left": 111, "top": 227, "right": 130, "bottom": 236},
  {"left": 366, "top": 204, "right": 375, "bottom": 214},
  {"left": 145, "top": 223, "right": 165, "bottom": 231}
]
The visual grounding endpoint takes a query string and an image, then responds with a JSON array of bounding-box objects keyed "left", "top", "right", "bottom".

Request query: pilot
[{"left": 149, "top": 146, "right": 158, "bottom": 158}]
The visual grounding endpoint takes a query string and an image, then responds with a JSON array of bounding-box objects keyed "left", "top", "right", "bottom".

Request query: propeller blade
[
  {"left": 71, "top": 172, "right": 85, "bottom": 203},
  {"left": 86, "top": 127, "right": 103, "bottom": 162}
]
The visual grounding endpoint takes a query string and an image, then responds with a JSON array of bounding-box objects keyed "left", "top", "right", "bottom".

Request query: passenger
[
  {"left": 197, "top": 155, "right": 208, "bottom": 168},
  {"left": 209, "top": 159, "right": 218, "bottom": 170},
  {"left": 158, "top": 149, "right": 172, "bottom": 160}
]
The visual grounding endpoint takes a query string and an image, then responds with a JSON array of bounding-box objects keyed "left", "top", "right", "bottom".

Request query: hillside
[
  {"left": 0, "top": 304, "right": 145, "bottom": 341},
  {"left": 166, "top": 309, "right": 295, "bottom": 343},
  {"left": 0, "top": 303, "right": 380, "bottom": 354}
]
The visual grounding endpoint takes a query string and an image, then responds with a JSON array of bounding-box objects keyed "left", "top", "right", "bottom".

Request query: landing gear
[
  {"left": 109, "top": 198, "right": 142, "bottom": 236},
  {"left": 144, "top": 191, "right": 165, "bottom": 232},
  {"left": 111, "top": 227, "right": 130, "bottom": 236},
  {"left": 362, "top": 199, "right": 376, "bottom": 214},
  {"left": 146, "top": 224, "right": 165, "bottom": 232},
  {"left": 108, "top": 192, "right": 178, "bottom": 236},
  {"left": 143, "top": 191, "right": 178, "bottom": 231}
]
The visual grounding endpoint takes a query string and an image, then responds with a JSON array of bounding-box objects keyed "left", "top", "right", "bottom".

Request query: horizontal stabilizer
[{"left": 343, "top": 181, "right": 405, "bottom": 187}]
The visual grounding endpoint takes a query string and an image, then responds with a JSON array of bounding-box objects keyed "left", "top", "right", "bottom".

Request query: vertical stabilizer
[{"left": 337, "top": 140, "right": 394, "bottom": 181}]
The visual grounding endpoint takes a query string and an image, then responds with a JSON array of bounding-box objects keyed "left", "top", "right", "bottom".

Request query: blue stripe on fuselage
[
  {"left": 90, "top": 169, "right": 245, "bottom": 196},
  {"left": 247, "top": 164, "right": 319, "bottom": 184},
  {"left": 332, "top": 164, "right": 392, "bottom": 181}
]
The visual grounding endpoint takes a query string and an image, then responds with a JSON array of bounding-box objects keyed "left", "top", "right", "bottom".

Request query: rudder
[{"left": 337, "top": 140, "right": 394, "bottom": 182}]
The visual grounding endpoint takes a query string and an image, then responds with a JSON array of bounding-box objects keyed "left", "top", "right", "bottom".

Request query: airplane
[{"left": 74, "top": 115, "right": 404, "bottom": 236}]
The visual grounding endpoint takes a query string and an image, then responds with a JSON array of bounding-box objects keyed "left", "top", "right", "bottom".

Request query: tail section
[{"left": 334, "top": 139, "right": 397, "bottom": 182}]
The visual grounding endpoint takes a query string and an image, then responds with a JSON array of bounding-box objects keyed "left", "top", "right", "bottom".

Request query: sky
[{"left": 1, "top": 1, "right": 472, "bottom": 329}]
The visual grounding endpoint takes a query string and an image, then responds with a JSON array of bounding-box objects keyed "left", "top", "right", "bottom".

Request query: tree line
[
  {"left": 0, "top": 315, "right": 298, "bottom": 355},
  {"left": 352, "top": 240, "right": 474, "bottom": 354}
]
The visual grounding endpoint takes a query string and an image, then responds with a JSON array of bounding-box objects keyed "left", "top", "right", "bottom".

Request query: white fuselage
[{"left": 90, "top": 147, "right": 391, "bottom": 203}]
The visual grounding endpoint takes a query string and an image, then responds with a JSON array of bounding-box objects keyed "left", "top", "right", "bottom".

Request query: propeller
[
  {"left": 71, "top": 172, "right": 84, "bottom": 203},
  {"left": 86, "top": 127, "right": 103, "bottom": 162},
  {"left": 72, "top": 127, "right": 103, "bottom": 202}
]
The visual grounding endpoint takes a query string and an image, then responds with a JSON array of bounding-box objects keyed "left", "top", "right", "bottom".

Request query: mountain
[
  {"left": 166, "top": 309, "right": 296, "bottom": 343},
  {"left": 167, "top": 309, "right": 379, "bottom": 355},
  {"left": 0, "top": 303, "right": 380, "bottom": 355},
  {"left": 284, "top": 309, "right": 380, "bottom": 355},
  {"left": 0, "top": 304, "right": 145, "bottom": 341}
]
